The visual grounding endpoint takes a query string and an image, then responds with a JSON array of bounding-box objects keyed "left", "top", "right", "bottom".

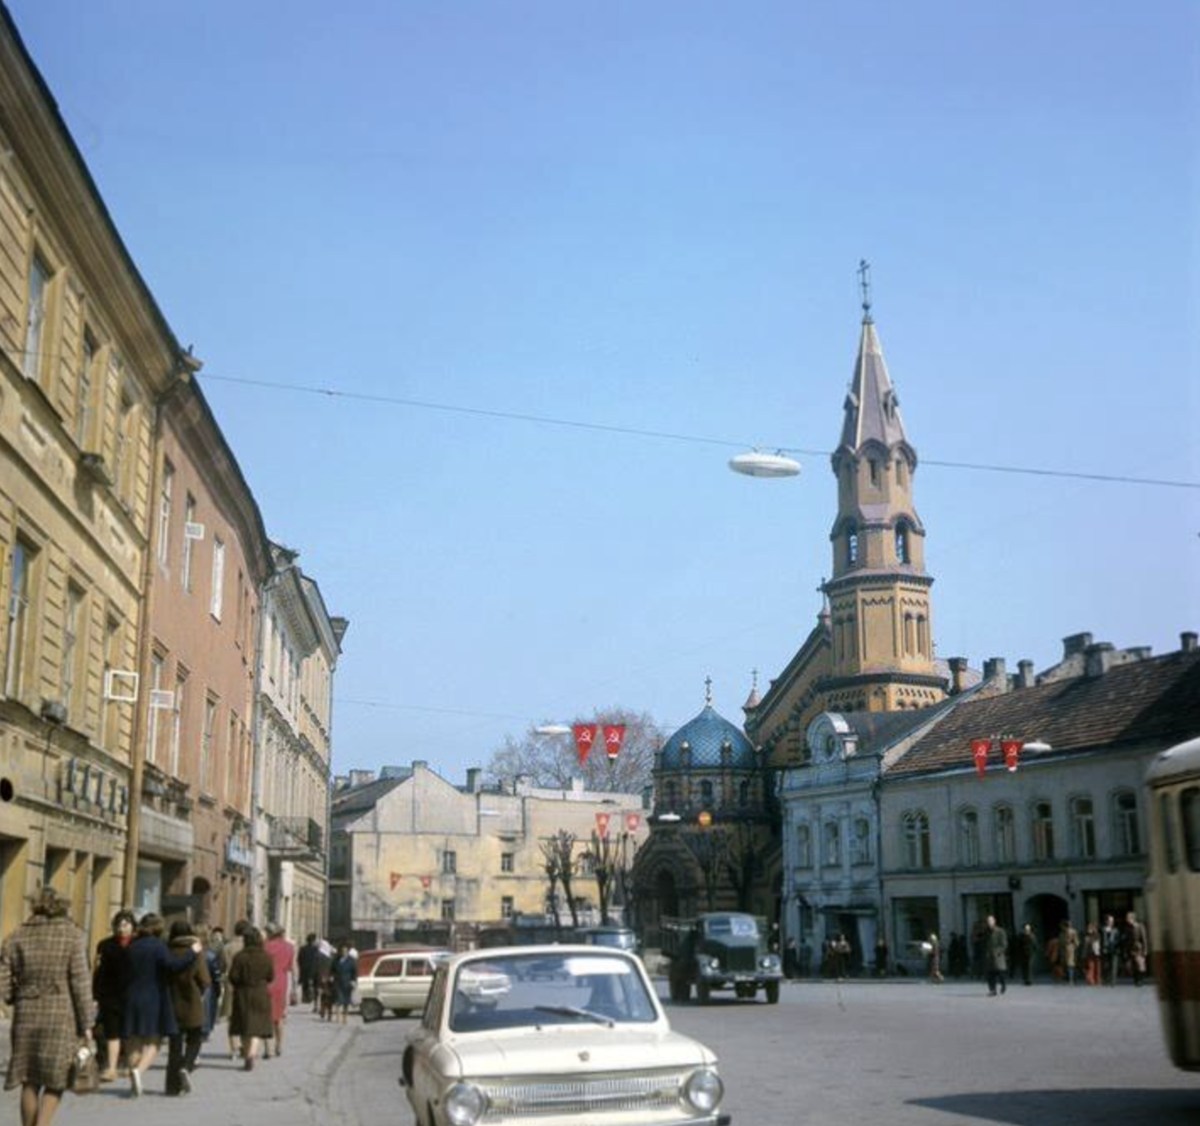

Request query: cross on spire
[
  {"left": 858, "top": 259, "right": 873, "bottom": 323},
  {"left": 704, "top": 676, "right": 713, "bottom": 706}
]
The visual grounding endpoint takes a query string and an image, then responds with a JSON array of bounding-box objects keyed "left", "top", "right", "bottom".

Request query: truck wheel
[
  {"left": 360, "top": 998, "right": 384, "bottom": 1023},
  {"left": 765, "top": 981, "right": 781, "bottom": 1004},
  {"left": 696, "top": 982, "right": 711, "bottom": 1003}
]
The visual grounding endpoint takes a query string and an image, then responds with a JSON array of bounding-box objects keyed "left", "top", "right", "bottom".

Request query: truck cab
[{"left": 663, "top": 913, "right": 783, "bottom": 1004}]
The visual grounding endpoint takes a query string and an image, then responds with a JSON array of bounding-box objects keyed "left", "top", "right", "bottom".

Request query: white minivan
[{"left": 358, "top": 950, "right": 447, "bottom": 1022}]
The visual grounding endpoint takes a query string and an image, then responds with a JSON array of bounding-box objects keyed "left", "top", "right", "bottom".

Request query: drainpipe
[{"left": 248, "top": 567, "right": 276, "bottom": 925}]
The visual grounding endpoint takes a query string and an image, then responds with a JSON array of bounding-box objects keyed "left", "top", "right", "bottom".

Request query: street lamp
[
  {"left": 728, "top": 450, "right": 802, "bottom": 478},
  {"left": 534, "top": 724, "right": 571, "bottom": 736}
]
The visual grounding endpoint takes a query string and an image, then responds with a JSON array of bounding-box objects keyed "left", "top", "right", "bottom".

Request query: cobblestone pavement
[{"left": 5, "top": 983, "right": 1197, "bottom": 1126}]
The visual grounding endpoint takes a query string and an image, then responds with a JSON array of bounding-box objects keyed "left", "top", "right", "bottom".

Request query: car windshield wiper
[{"left": 533, "top": 1005, "right": 615, "bottom": 1027}]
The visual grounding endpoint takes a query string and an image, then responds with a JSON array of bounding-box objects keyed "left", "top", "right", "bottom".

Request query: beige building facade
[
  {"left": 330, "top": 763, "right": 648, "bottom": 949},
  {"left": 0, "top": 14, "right": 190, "bottom": 949}
]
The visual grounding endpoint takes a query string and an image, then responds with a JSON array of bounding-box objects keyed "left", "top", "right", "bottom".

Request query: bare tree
[
  {"left": 583, "top": 830, "right": 621, "bottom": 925},
  {"left": 685, "top": 829, "right": 725, "bottom": 912},
  {"left": 485, "top": 707, "right": 663, "bottom": 794},
  {"left": 544, "top": 829, "right": 580, "bottom": 929},
  {"left": 723, "top": 821, "right": 761, "bottom": 913},
  {"left": 538, "top": 838, "right": 563, "bottom": 935}
]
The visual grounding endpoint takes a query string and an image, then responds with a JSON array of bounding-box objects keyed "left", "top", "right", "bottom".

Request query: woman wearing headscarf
[
  {"left": 263, "top": 924, "right": 295, "bottom": 1058},
  {"left": 165, "top": 921, "right": 210, "bottom": 1095},
  {"left": 92, "top": 909, "right": 134, "bottom": 1082},
  {"left": 0, "top": 888, "right": 93, "bottom": 1126},
  {"left": 228, "top": 927, "right": 274, "bottom": 1070},
  {"left": 121, "top": 913, "right": 199, "bottom": 1097}
]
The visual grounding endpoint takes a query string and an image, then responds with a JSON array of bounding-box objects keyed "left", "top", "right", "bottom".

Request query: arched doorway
[
  {"left": 656, "top": 870, "right": 679, "bottom": 919},
  {"left": 1025, "top": 892, "right": 1069, "bottom": 973},
  {"left": 191, "top": 877, "right": 212, "bottom": 924}
]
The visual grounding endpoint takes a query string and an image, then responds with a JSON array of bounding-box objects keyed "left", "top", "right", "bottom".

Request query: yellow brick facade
[{"left": 0, "top": 26, "right": 184, "bottom": 950}]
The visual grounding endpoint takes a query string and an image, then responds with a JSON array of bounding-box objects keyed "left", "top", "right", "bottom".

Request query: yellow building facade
[
  {"left": 330, "top": 763, "right": 648, "bottom": 947},
  {"left": 0, "top": 18, "right": 189, "bottom": 949}
]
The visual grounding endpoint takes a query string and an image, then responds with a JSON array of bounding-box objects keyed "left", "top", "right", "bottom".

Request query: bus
[{"left": 1145, "top": 734, "right": 1200, "bottom": 1071}]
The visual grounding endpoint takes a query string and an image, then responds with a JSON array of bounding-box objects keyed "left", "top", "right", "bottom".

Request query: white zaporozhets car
[{"left": 400, "top": 945, "right": 731, "bottom": 1126}]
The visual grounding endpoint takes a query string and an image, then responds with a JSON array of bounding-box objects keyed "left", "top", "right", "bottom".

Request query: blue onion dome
[{"left": 660, "top": 705, "right": 757, "bottom": 770}]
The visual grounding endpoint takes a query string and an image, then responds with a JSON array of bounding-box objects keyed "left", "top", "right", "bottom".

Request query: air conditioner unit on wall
[
  {"left": 103, "top": 670, "right": 139, "bottom": 703},
  {"left": 184, "top": 522, "right": 205, "bottom": 540},
  {"left": 149, "top": 689, "right": 175, "bottom": 710}
]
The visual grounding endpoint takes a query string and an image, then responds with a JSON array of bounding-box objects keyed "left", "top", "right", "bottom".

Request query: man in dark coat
[
  {"left": 984, "top": 915, "right": 1009, "bottom": 997},
  {"left": 297, "top": 933, "right": 321, "bottom": 1008}
]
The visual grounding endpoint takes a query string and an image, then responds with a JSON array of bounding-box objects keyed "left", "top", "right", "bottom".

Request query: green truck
[{"left": 661, "top": 912, "right": 783, "bottom": 1004}]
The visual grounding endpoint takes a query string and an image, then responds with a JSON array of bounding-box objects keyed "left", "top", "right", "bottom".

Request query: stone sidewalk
[{"left": 0, "top": 1009, "right": 361, "bottom": 1126}]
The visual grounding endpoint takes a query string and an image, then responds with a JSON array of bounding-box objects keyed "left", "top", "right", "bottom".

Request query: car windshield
[
  {"left": 448, "top": 952, "right": 657, "bottom": 1033},
  {"left": 589, "top": 931, "right": 635, "bottom": 949},
  {"left": 705, "top": 916, "right": 759, "bottom": 939}
]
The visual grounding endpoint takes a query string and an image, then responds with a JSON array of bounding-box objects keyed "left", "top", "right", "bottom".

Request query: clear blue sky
[{"left": 11, "top": 1, "right": 1199, "bottom": 782}]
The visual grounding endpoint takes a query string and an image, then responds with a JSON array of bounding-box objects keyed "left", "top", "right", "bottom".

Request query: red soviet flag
[
  {"left": 972, "top": 738, "right": 991, "bottom": 777},
  {"left": 419, "top": 876, "right": 432, "bottom": 890},
  {"left": 573, "top": 724, "right": 598, "bottom": 765},
  {"left": 603, "top": 724, "right": 626, "bottom": 761},
  {"left": 389, "top": 872, "right": 403, "bottom": 891},
  {"left": 595, "top": 812, "right": 611, "bottom": 837},
  {"left": 625, "top": 812, "right": 641, "bottom": 833},
  {"left": 1002, "top": 739, "right": 1021, "bottom": 773}
]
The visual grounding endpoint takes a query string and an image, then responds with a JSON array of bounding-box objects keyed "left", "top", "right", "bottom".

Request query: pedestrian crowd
[{"left": 0, "top": 888, "right": 360, "bottom": 1126}]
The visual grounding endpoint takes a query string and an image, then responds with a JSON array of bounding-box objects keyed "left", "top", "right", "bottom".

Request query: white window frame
[
  {"left": 61, "top": 582, "right": 84, "bottom": 717},
  {"left": 182, "top": 495, "right": 197, "bottom": 591},
  {"left": 170, "top": 669, "right": 187, "bottom": 777},
  {"left": 23, "top": 253, "right": 50, "bottom": 382},
  {"left": 146, "top": 652, "right": 165, "bottom": 765},
  {"left": 210, "top": 537, "right": 225, "bottom": 620},
  {"left": 201, "top": 696, "right": 217, "bottom": 794},
  {"left": 157, "top": 461, "right": 174, "bottom": 567},
  {"left": 4, "top": 540, "right": 33, "bottom": 698}
]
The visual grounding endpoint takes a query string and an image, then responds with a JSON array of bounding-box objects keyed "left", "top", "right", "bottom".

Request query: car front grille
[
  {"left": 724, "top": 948, "right": 757, "bottom": 973},
  {"left": 480, "top": 1070, "right": 685, "bottom": 1119}
]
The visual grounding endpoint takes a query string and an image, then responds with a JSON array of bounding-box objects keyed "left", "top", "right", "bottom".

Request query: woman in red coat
[{"left": 263, "top": 925, "right": 295, "bottom": 1059}]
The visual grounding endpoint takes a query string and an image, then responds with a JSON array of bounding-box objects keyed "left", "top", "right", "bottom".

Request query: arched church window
[
  {"left": 823, "top": 821, "right": 842, "bottom": 866},
  {"left": 869, "top": 460, "right": 880, "bottom": 487},
  {"left": 795, "top": 823, "right": 812, "bottom": 868},
  {"left": 847, "top": 531, "right": 859, "bottom": 566},
  {"left": 699, "top": 779, "right": 715, "bottom": 808},
  {"left": 896, "top": 458, "right": 907, "bottom": 486},
  {"left": 896, "top": 525, "right": 910, "bottom": 564},
  {"left": 851, "top": 818, "right": 871, "bottom": 865},
  {"left": 917, "top": 616, "right": 928, "bottom": 655},
  {"left": 904, "top": 614, "right": 915, "bottom": 656},
  {"left": 903, "top": 811, "right": 931, "bottom": 869},
  {"left": 661, "top": 781, "right": 678, "bottom": 811},
  {"left": 739, "top": 780, "right": 750, "bottom": 805}
]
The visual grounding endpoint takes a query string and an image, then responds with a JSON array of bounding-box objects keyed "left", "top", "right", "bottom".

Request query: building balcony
[{"left": 267, "top": 816, "right": 324, "bottom": 861}]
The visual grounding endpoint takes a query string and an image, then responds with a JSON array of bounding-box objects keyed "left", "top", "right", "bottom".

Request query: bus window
[
  {"left": 1182, "top": 788, "right": 1200, "bottom": 872},
  {"left": 1161, "top": 792, "right": 1179, "bottom": 873}
]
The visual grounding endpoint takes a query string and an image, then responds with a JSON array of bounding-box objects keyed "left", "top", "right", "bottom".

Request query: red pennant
[
  {"left": 573, "top": 724, "right": 598, "bottom": 765},
  {"left": 419, "top": 875, "right": 432, "bottom": 890},
  {"left": 1002, "top": 739, "right": 1021, "bottom": 773},
  {"left": 595, "top": 812, "right": 611, "bottom": 837},
  {"left": 625, "top": 812, "right": 641, "bottom": 833},
  {"left": 603, "top": 724, "right": 626, "bottom": 760},
  {"left": 389, "top": 872, "right": 403, "bottom": 891},
  {"left": 972, "top": 738, "right": 991, "bottom": 777}
]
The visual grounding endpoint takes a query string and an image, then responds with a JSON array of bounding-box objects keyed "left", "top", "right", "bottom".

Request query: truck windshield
[
  {"left": 448, "top": 952, "right": 658, "bottom": 1033},
  {"left": 705, "top": 916, "right": 759, "bottom": 939}
]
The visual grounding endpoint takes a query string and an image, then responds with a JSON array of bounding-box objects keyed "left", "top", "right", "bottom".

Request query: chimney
[
  {"left": 348, "top": 769, "right": 376, "bottom": 788},
  {"left": 1063, "top": 632, "right": 1093, "bottom": 658},
  {"left": 514, "top": 773, "right": 531, "bottom": 794},
  {"left": 411, "top": 760, "right": 429, "bottom": 771},
  {"left": 947, "top": 657, "right": 969, "bottom": 696},
  {"left": 1017, "top": 660, "right": 1035, "bottom": 689},
  {"left": 465, "top": 767, "right": 482, "bottom": 793},
  {"left": 1084, "top": 642, "right": 1116, "bottom": 678},
  {"left": 1182, "top": 631, "right": 1198, "bottom": 653},
  {"left": 983, "top": 657, "right": 1007, "bottom": 684}
]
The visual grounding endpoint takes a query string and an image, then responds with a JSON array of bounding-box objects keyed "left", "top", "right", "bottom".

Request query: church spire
[{"left": 837, "top": 302, "right": 908, "bottom": 456}]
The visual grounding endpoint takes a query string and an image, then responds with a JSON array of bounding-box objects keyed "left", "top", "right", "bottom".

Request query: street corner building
[
  {"left": 328, "top": 762, "right": 649, "bottom": 950},
  {"left": 0, "top": 8, "right": 347, "bottom": 942}
]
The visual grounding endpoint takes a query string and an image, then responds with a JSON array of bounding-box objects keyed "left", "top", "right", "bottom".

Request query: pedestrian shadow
[{"left": 909, "top": 1087, "right": 1198, "bottom": 1125}]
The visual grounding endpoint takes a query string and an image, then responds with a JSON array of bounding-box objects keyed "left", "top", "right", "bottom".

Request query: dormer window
[
  {"left": 896, "top": 459, "right": 907, "bottom": 486},
  {"left": 896, "top": 526, "right": 910, "bottom": 564},
  {"left": 847, "top": 532, "right": 859, "bottom": 566},
  {"left": 869, "top": 460, "right": 880, "bottom": 487}
]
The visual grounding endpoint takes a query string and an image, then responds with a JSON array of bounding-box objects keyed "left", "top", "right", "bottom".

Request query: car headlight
[
  {"left": 703, "top": 956, "right": 720, "bottom": 971},
  {"left": 760, "top": 955, "right": 780, "bottom": 969},
  {"left": 682, "top": 1068, "right": 724, "bottom": 1113},
  {"left": 444, "top": 1083, "right": 487, "bottom": 1126}
]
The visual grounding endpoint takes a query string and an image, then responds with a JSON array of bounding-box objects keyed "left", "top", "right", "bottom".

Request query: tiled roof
[
  {"left": 887, "top": 650, "right": 1200, "bottom": 778},
  {"left": 661, "top": 706, "right": 757, "bottom": 770},
  {"left": 331, "top": 775, "right": 405, "bottom": 820},
  {"left": 839, "top": 708, "right": 941, "bottom": 754}
]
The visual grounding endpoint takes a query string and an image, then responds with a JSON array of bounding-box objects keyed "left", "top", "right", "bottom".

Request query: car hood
[{"left": 444, "top": 1026, "right": 714, "bottom": 1079}]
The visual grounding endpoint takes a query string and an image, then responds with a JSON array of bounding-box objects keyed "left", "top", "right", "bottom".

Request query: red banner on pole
[
  {"left": 573, "top": 724, "right": 598, "bottom": 765},
  {"left": 595, "top": 812, "right": 611, "bottom": 837},
  {"left": 1002, "top": 739, "right": 1021, "bottom": 773},
  {"left": 972, "top": 738, "right": 991, "bottom": 777},
  {"left": 389, "top": 872, "right": 403, "bottom": 891},
  {"left": 625, "top": 812, "right": 641, "bottom": 833},
  {"left": 603, "top": 724, "right": 626, "bottom": 761},
  {"left": 419, "top": 875, "right": 432, "bottom": 890}
]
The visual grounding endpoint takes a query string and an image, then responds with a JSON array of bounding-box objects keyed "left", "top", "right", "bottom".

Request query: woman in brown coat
[
  {"left": 0, "top": 889, "right": 93, "bottom": 1126},
  {"left": 228, "top": 927, "right": 273, "bottom": 1070},
  {"left": 165, "top": 921, "right": 210, "bottom": 1095}
]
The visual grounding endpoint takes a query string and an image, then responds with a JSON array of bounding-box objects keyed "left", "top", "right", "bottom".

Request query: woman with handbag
[{"left": 0, "top": 888, "right": 94, "bottom": 1126}]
